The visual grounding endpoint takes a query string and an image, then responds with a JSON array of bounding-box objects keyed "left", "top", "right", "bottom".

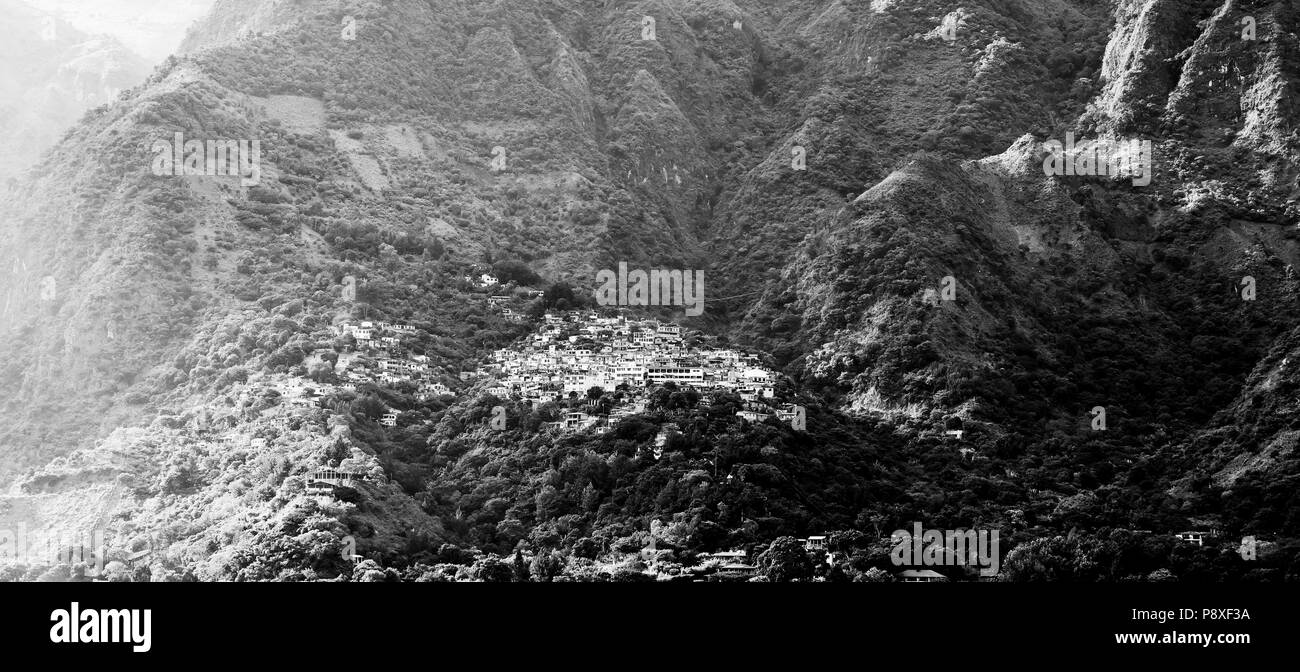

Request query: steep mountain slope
[
  {"left": 0, "top": 0, "right": 804, "bottom": 579},
  {"left": 0, "top": 0, "right": 822, "bottom": 477},
  {"left": 706, "top": 0, "right": 1116, "bottom": 315},
  {"left": 743, "top": 0, "right": 1300, "bottom": 428},
  {"left": 1, "top": 0, "right": 1298, "bottom": 581},
  {"left": 0, "top": 0, "right": 151, "bottom": 185}
]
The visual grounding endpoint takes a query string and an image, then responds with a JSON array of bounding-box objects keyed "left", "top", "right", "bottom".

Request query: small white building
[{"left": 899, "top": 569, "right": 947, "bottom": 583}]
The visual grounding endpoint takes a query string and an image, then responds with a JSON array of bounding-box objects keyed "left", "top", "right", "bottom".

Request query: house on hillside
[
  {"left": 718, "top": 563, "right": 759, "bottom": 578},
  {"left": 775, "top": 405, "right": 801, "bottom": 424},
  {"left": 564, "top": 411, "right": 597, "bottom": 432},
  {"left": 415, "top": 382, "right": 452, "bottom": 401},
  {"left": 126, "top": 548, "right": 152, "bottom": 569},
  {"left": 898, "top": 569, "right": 947, "bottom": 583},
  {"left": 1175, "top": 517, "right": 1222, "bottom": 546},
  {"left": 306, "top": 468, "right": 368, "bottom": 497},
  {"left": 705, "top": 550, "right": 749, "bottom": 563}
]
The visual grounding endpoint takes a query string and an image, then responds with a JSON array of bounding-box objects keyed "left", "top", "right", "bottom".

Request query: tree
[
  {"left": 471, "top": 555, "right": 514, "bottom": 582},
  {"left": 757, "top": 537, "right": 814, "bottom": 582},
  {"left": 1146, "top": 568, "right": 1178, "bottom": 582},
  {"left": 857, "top": 567, "right": 893, "bottom": 582},
  {"left": 1000, "top": 535, "right": 1101, "bottom": 582},
  {"left": 529, "top": 551, "right": 565, "bottom": 582},
  {"left": 351, "top": 559, "right": 392, "bottom": 582},
  {"left": 37, "top": 564, "right": 73, "bottom": 582},
  {"left": 435, "top": 544, "right": 476, "bottom": 565},
  {"left": 102, "top": 561, "right": 133, "bottom": 583},
  {"left": 351, "top": 394, "right": 386, "bottom": 421},
  {"left": 543, "top": 282, "right": 578, "bottom": 310},
  {"left": 513, "top": 550, "right": 530, "bottom": 582},
  {"left": 492, "top": 260, "right": 541, "bottom": 286}
]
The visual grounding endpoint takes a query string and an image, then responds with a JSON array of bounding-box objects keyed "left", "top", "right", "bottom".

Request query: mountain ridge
[{"left": 2, "top": 0, "right": 1298, "bottom": 581}]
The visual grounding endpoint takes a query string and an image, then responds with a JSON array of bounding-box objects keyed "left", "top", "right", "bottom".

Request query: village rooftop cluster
[
  {"left": 330, "top": 319, "right": 453, "bottom": 424},
  {"left": 472, "top": 311, "right": 801, "bottom": 433},
  {"left": 315, "top": 309, "right": 801, "bottom": 435}
]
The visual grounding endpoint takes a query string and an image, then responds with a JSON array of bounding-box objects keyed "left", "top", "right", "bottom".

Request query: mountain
[
  {"left": 0, "top": 0, "right": 152, "bottom": 185},
  {"left": 0, "top": 0, "right": 1297, "bottom": 582},
  {"left": 23, "top": 0, "right": 217, "bottom": 61}
]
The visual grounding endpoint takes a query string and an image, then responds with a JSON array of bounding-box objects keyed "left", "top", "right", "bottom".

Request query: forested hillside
[{"left": 1, "top": 0, "right": 1297, "bottom": 582}]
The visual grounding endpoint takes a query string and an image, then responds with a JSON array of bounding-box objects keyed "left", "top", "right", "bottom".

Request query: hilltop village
[
  {"left": 473, "top": 311, "right": 801, "bottom": 433},
  {"left": 317, "top": 309, "right": 800, "bottom": 434}
]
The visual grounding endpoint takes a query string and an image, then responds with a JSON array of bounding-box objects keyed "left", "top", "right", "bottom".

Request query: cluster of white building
[
  {"left": 463, "top": 273, "right": 500, "bottom": 287},
  {"left": 331, "top": 320, "right": 456, "bottom": 402},
  {"left": 476, "top": 312, "right": 781, "bottom": 408},
  {"left": 334, "top": 320, "right": 417, "bottom": 350},
  {"left": 316, "top": 312, "right": 798, "bottom": 435},
  {"left": 487, "top": 295, "right": 525, "bottom": 322}
]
